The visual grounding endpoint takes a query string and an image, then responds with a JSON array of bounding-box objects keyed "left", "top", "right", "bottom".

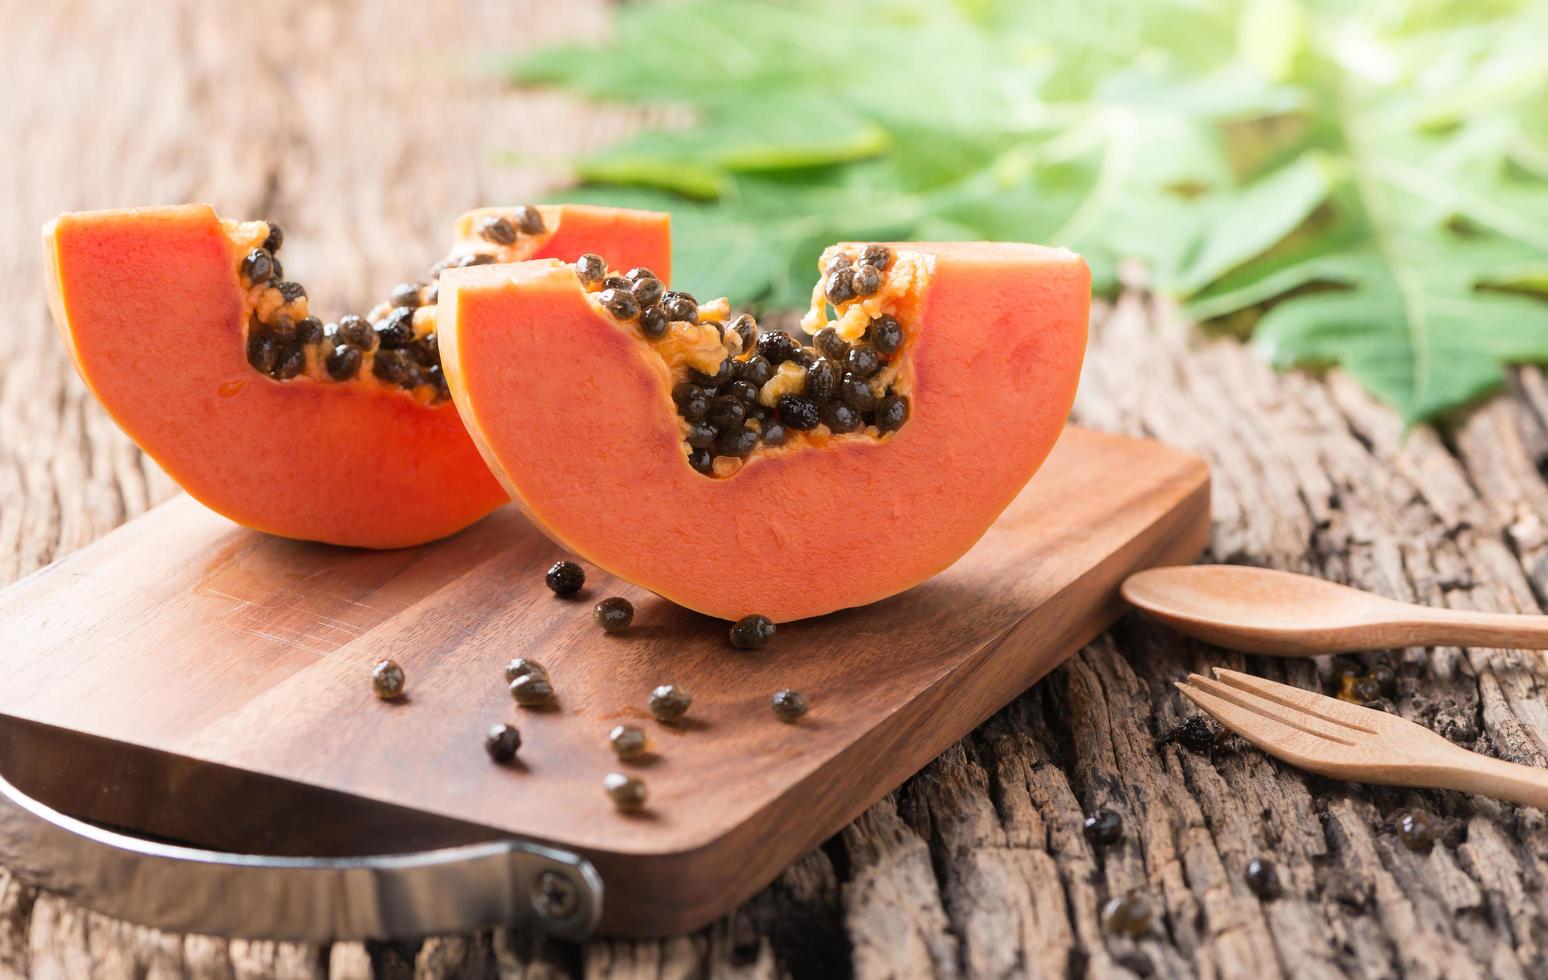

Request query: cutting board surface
[{"left": 0, "top": 426, "right": 1208, "bottom": 935}]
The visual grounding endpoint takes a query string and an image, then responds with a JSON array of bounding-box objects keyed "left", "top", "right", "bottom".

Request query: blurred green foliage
[{"left": 507, "top": 0, "right": 1548, "bottom": 423}]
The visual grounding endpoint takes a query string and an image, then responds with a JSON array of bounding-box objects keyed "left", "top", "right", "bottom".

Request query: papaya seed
[
  {"left": 478, "top": 216, "right": 517, "bottom": 247},
  {"left": 821, "top": 400, "right": 862, "bottom": 434},
  {"left": 510, "top": 674, "right": 554, "bottom": 707},
  {"left": 409, "top": 334, "right": 440, "bottom": 367},
  {"left": 860, "top": 244, "right": 892, "bottom": 270},
  {"left": 513, "top": 205, "right": 545, "bottom": 235},
  {"left": 599, "top": 288, "right": 639, "bottom": 320},
  {"left": 728, "top": 379, "right": 760, "bottom": 406},
  {"left": 485, "top": 723, "right": 521, "bottom": 763},
  {"left": 324, "top": 344, "right": 362, "bottom": 381},
  {"left": 875, "top": 395, "right": 909, "bottom": 433},
  {"left": 631, "top": 276, "right": 664, "bottom": 307},
  {"left": 771, "top": 689, "right": 808, "bottom": 722},
  {"left": 846, "top": 344, "right": 881, "bottom": 379},
  {"left": 337, "top": 314, "right": 376, "bottom": 350},
  {"left": 603, "top": 772, "right": 647, "bottom": 812},
  {"left": 241, "top": 248, "right": 277, "bottom": 285},
  {"left": 840, "top": 373, "right": 877, "bottom": 412},
  {"left": 824, "top": 268, "right": 857, "bottom": 304},
  {"left": 390, "top": 282, "right": 425, "bottom": 309},
  {"left": 756, "top": 330, "right": 800, "bottom": 365},
  {"left": 296, "top": 316, "right": 325, "bottom": 345},
  {"left": 594, "top": 596, "right": 635, "bottom": 633},
  {"left": 371, "top": 660, "right": 405, "bottom": 700},
  {"left": 805, "top": 357, "right": 837, "bottom": 402},
  {"left": 853, "top": 264, "right": 881, "bottom": 297},
  {"left": 687, "top": 422, "right": 718, "bottom": 450},
  {"left": 372, "top": 349, "right": 411, "bottom": 384},
  {"left": 777, "top": 394, "right": 821, "bottom": 431},
  {"left": 638, "top": 306, "right": 669, "bottom": 340},
  {"left": 706, "top": 395, "right": 747, "bottom": 430},
  {"left": 662, "top": 291, "right": 699, "bottom": 323},
  {"left": 647, "top": 684, "right": 692, "bottom": 723},
  {"left": 715, "top": 426, "right": 758, "bottom": 458},
  {"left": 271, "top": 345, "right": 306, "bottom": 380},
  {"left": 375, "top": 307, "right": 415, "bottom": 349},
  {"left": 729, "top": 313, "right": 758, "bottom": 351},
  {"left": 609, "top": 725, "right": 649, "bottom": 761},
  {"left": 730, "top": 615, "right": 775, "bottom": 650},
  {"left": 814, "top": 326, "right": 849, "bottom": 362},
  {"left": 246, "top": 332, "right": 279, "bottom": 374},
  {"left": 868, "top": 314, "right": 903, "bottom": 355},
  {"left": 740, "top": 355, "right": 774, "bottom": 388},
  {"left": 544, "top": 561, "right": 585, "bottom": 597},
  {"left": 503, "top": 657, "right": 549, "bottom": 684},
  {"left": 575, "top": 253, "right": 606, "bottom": 286}
]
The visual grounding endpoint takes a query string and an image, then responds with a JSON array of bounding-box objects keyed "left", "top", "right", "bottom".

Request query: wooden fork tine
[
  {"left": 1210, "top": 667, "right": 1380, "bottom": 734},
  {"left": 1175, "top": 679, "right": 1321, "bottom": 757},
  {"left": 1182, "top": 678, "right": 1548, "bottom": 811},
  {"left": 1181, "top": 673, "right": 1358, "bottom": 745}
]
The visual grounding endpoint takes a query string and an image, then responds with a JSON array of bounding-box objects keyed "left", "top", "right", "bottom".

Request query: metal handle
[{"left": 0, "top": 770, "right": 602, "bottom": 941}]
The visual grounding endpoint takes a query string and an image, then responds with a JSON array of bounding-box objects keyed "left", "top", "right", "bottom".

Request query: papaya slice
[
  {"left": 439, "top": 241, "right": 1090, "bottom": 622},
  {"left": 43, "top": 203, "right": 670, "bottom": 548}
]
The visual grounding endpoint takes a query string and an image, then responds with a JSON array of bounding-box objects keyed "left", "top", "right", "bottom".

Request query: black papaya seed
[
  {"left": 375, "top": 307, "right": 415, "bottom": 349},
  {"left": 715, "top": 425, "right": 758, "bottom": 458},
  {"left": 513, "top": 205, "right": 545, "bottom": 235},
  {"left": 478, "top": 216, "right": 517, "bottom": 246},
  {"left": 868, "top": 314, "right": 903, "bottom": 355},
  {"left": 777, "top": 394, "right": 821, "bottom": 431},
  {"left": 324, "top": 344, "right": 362, "bottom": 381}
]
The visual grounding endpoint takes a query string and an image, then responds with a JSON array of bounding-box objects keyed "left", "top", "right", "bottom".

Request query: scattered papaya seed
[
  {"left": 729, "top": 614, "right": 775, "bottom": 650},
  {"left": 1244, "top": 858, "right": 1282, "bottom": 900},
  {"left": 648, "top": 684, "right": 692, "bottom": 723},
  {"left": 545, "top": 560, "right": 585, "bottom": 597},
  {"left": 771, "top": 689, "right": 808, "bottom": 723},
  {"left": 503, "top": 657, "right": 548, "bottom": 685},
  {"left": 609, "top": 724, "right": 649, "bottom": 761},
  {"left": 594, "top": 596, "right": 635, "bottom": 632},
  {"left": 371, "top": 660, "right": 405, "bottom": 700},
  {"left": 603, "top": 772, "right": 647, "bottom": 813},
  {"left": 485, "top": 723, "right": 521, "bottom": 763},
  {"left": 1100, "top": 891, "right": 1153, "bottom": 936},
  {"left": 510, "top": 674, "right": 554, "bottom": 708},
  {"left": 1083, "top": 808, "right": 1123, "bottom": 847}
]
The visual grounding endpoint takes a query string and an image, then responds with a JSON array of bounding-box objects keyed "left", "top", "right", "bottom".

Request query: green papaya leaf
[{"left": 504, "top": 0, "right": 1548, "bottom": 424}]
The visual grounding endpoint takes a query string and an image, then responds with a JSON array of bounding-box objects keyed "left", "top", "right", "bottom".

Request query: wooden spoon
[{"left": 1121, "top": 565, "right": 1548, "bottom": 656}]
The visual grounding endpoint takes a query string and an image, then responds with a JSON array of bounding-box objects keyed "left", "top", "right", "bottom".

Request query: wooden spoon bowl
[{"left": 1122, "top": 565, "right": 1548, "bottom": 656}]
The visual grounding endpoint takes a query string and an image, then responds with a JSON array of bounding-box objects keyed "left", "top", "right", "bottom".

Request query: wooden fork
[{"left": 1176, "top": 668, "right": 1548, "bottom": 809}]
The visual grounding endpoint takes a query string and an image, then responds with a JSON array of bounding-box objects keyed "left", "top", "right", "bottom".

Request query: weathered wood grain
[{"left": 6, "top": 0, "right": 1548, "bottom": 977}]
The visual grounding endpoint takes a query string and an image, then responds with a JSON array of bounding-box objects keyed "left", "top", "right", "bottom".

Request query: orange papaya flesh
[
  {"left": 43, "top": 203, "right": 671, "bottom": 548},
  {"left": 439, "top": 241, "right": 1090, "bottom": 622}
]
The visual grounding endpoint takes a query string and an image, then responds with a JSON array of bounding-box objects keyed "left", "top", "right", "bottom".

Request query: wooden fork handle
[{"left": 1433, "top": 753, "right": 1548, "bottom": 810}]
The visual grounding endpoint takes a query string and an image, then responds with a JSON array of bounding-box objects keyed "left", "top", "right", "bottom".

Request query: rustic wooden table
[{"left": 8, "top": 2, "right": 1548, "bottom": 977}]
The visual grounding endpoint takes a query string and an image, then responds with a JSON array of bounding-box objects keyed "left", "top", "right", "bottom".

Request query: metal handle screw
[{"left": 533, "top": 869, "right": 579, "bottom": 922}]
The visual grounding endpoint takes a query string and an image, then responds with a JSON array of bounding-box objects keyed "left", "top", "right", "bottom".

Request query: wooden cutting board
[{"left": 0, "top": 426, "right": 1208, "bottom": 937}]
